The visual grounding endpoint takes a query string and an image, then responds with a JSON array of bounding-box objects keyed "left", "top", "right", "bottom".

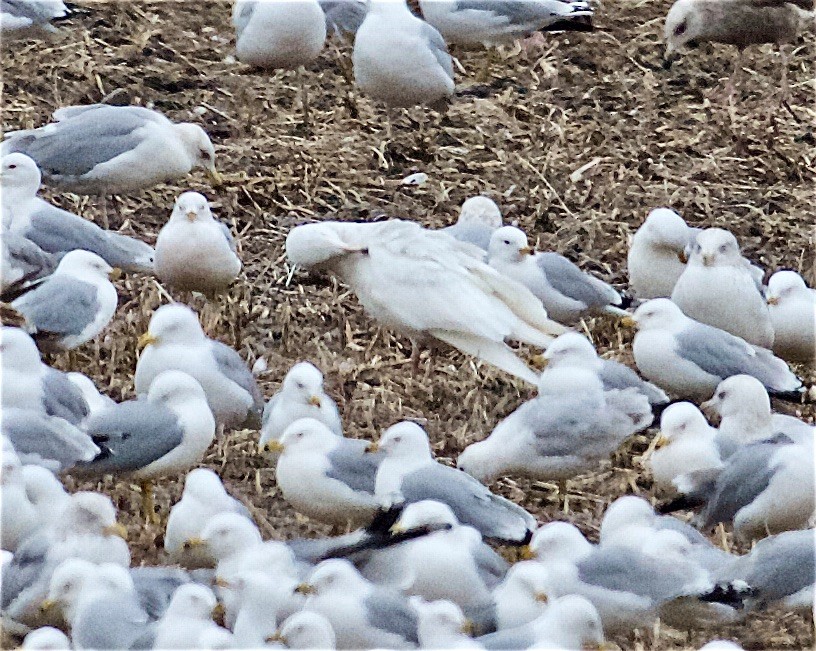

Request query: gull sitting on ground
[{"left": 765, "top": 270, "right": 816, "bottom": 363}]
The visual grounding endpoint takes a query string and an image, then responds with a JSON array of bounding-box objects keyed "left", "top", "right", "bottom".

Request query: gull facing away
[
  {"left": 2, "top": 104, "right": 220, "bottom": 193},
  {"left": 286, "top": 219, "right": 566, "bottom": 385},
  {"left": 155, "top": 191, "right": 241, "bottom": 294},
  {"left": 0, "top": 154, "right": 155, "bottom": 272},
  {"left": 419, "top": 0, "right": 593, "bottom": 48},
  {"left": 135, "top": 303, "right": 264, "bottom": 430},
  {"left": 488, "top": 226, "right": 626, "bottom": 324},
  {"left": 73, "top": 370, "right": 216, "bottom": 522},
  {"left": 627, "top": 299, "right": 801, "bottom": 401},
  {"left": 766, "top": 270, "right": 816, "bottom": 362},
  {"left": 441, "top": 195, "right": 503, "bottom": 251},
  {"left": 671, "top": 228, "right": 773, "bottom": 348},
  {"left": 9, "top": 250, "right": 119, "bottom": 352},
  {"left": 353, "top": 0, "right": 455, "bottom": 108}
]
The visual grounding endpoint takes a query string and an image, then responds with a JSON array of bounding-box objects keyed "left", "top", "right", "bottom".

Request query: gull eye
[
  {"left": 503, "top": 240, "right": 510, "bottom": 245},
  {"left": 719, "top": 244, "right": 728, "bottom": 253},
  {"left": 8, "top": 164, "right": 17, "bottom": 170},
  {"left": 296, "top": 382, "right": 305, "bottom": 390},
  {"left": 674, "top": 21, "right": 687, "bottom": 36},
  {"left": 717, "top": 391, "right": 726, "bottom": 400},
  {"left": 393, "top": 436, "right": 402, "bottom": 443}
]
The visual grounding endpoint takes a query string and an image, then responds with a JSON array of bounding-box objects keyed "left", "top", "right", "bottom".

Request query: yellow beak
[
  {"left": 518, "top": 545, "right": 537, "bottom": 561},
  {"left": 702, "top": 254, "right": 714, "bottom": 266},
  {"left": 108, "top": 267, "right": 123, "bottom": 281},
  {"left": 308, "top": 395, "right": 322, "bottom": 407},
  {"left": 212, "top": 602, "right": 226, "bottom": 620},
  {"left": 183, "top": 536, "right": 205, "bottom": 549},
  {"left": 767, "top": 296, "right": 779, "bottom": 306},
  {"left": 214, "top": 575, "right": 232, "bottom": 589},
  {"left": 294, "top": 582, "right": 315, "bottom": 595},
  {"left": 266, "top": 631, "right": 285, "bottom": 644},
  {"left": 137, "top": 332, "right": 158, "bottom": 350},
  {"left": 653, "top": 434, "right": 670, "bottom": 450},
  {"left": 619, "top": 316, "right": 637, "bottom": 328},
  {"left": 520, "top": 246, "right": 535, "bottom": 256},
  {"left": 186, "top": 210, "right": 197, "bottom": 222},
  {"left": 103, "top": 522, "right": 128, "bottom": 539},
  {"left": 263, "top": 440, "right": 285, "bottom": 454},
  {"left": 460, "top": 619, "right": 476, "bottom": 636},
  {"left": 40, "top": 599, "right": 56, "bottom": 612},
  {"left": 365, "top": 441, "right": 380, "bottom": 454}
]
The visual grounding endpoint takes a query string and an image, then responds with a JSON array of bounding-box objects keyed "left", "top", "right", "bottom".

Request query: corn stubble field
[{"left": 2, "top": 0, "right": 814, "bottom": 648}]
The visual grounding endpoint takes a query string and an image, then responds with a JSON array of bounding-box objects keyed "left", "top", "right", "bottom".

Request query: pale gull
[
  {"left": 419, "top": 0, "right": 593, "bottom": 47},
  {"left": 286, "top": 220, "right": 566, "bottom": 384},
  {"left": 671, "top": 228, "right": 773, "bottom": 347},
  {"left": 766, "top": 270, "right": 816, "bottom": 362},
  {"left": 488, "top": 226, "right": 626, "bottom": 324},
  {"left": 229, "top": 571, "right": 302, "bottom": 646},
  {"left": 2, "top": 104, "right": 220, "bottom": 193},
  {"left": 541, "top": 331, "right": 669, "bottom": 407},
  {"left": 490, "top": 562, "right": 554, "bottom": 631},
  {"left": 21, "top": 626, "right": 70, "bottom": 650},
  {"left": 197, "top": 627, "right": 238, "bottom": 650},
  {"left": 628, "top": 299, "right": 802, "bottom": 400},
  {"left": 300, "top": 558, "right": 419, "bottom": 649},
  {"left": 260, "top": 361, "right": 343, "bottom": 448},
  {"left": 1, "top": 327, "right": 89, "bottom": 425},
  {"left": 1, "top": 153, "right": 155, "bottom": 272},
  {"left": 647, "top": 402, "right": 723, "bottom": 494},
  {"left": 265, "top": 418, "right": 383, "bottom": 527},
  {"left": 372, "top": 421, "right": 536, "bottom": 543},
  {"left": 1, "top": 231, "right": 56, "bottom": 298},
  {"left": 10, "top": 250, "right": 118, "bottom": 351},
  {"left": 360, "top": 500, "right": 508, "bottom": 608},
  {"left": 457, "top": 366, "right": 652, "bottom": 484},
  {"left": 1, "top": 449, "right": 40, "bottom": 552},
  {"left": 155, "top": 191, "right": 241, "bottom": 294},
  {"left": 153, "top": 583, "right": 226, "bottom": 650},
  {"left": 135, "top": 303, "right": 264, "bottom": 430},
  {"left": 273, "top": 611, "right": 336, "bottom": 649},
  {"left": 165, "top": 467, "right": 253, "bottom": 569},
  {"left": 412, "top": 598, "right": 482, "bottom": 649},
  {"left": 353, "top": 0, "right": 454, "bottom": 108},
  {"left": 441, "top": 195, "right": 503, "bottom": 251},
  {"left": 74, "top": 370, "right": 216, "bottom": 522}
]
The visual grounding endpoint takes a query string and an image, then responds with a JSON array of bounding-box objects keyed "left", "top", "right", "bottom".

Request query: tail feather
[{"left": 431, "top": 330, "right": 540, "bottom": 385}]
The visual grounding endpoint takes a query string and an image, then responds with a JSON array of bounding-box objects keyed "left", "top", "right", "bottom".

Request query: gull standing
[
  {"left": 286, "top": 220, "right": 566, "bottom": 384},
  {"left": 766, "top": 270, "right": 816, "bottom": 362},
  {"left": 155, "top": 191, "right": 241, "bottom": 294},
  {"left": 9, "top": 250, "right": 118, "bottom": 352},
  {"left": 488, "top": 226, "right": 626, "bottom": 324},
  {"left": 135, "top": 303, "right": 264, "bottom": 430},
  {"left": 671, "top": 228, "right": 773, "bottom": 348},
  {"left": 353, "top": 0, "right": 454, "bottom": 109}
]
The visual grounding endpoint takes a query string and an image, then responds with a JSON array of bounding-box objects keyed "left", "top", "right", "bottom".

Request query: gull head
[
  {"left": 373, "top": 421, "right": 432, "bottom": 458},
  {"left": 767, "top": 270, "right": 809, "bottom": 306},
  {"left": 20, "top": 627, "right": 70, "bottom": 650},
  {"left": 392, "top": 500, "right": 458, "bottom": 533},
  {"left": 305, "top": 559, "right": 366, "bottom": 597},
  {"left": 658, "top": 401, "right": 711, "bottom": 444},
  {"left": 200, "top": 512, "right": 262, "bottom": 561},
  {"left": 631, "top": 298, "right": 684, "bottom": 331},
  {"left": 488, "top": 226, "right": 533, "bottom": 263},
  {"left": 165, "top": 583, "right": 218, "bottom": 621},
  {"left": 276, "top": 612, "right": 336, "bottom": 650},
  {"left": 689, "top": 228, "right": 741, "bottom": 267},
  {"left": 0, "top": 153, "right": 41, "bottom": 196},
  {"left": 547, "top": 595, "right": 606, "bottom": 651},
  {"left": 44, "top": 558, "right": 98, "bottom": 620},
  {"left": 412, "top": 597, "right": 473, "bottom": 638},
  {"left": 640, "top": 208, "right": 691, "bottom": 254},
  {"left": 1, "top": 326, "right": 42, "bottom": 371},
  {"left": 176, "top": 123, "right": 220, "bottom": 184},
  {"left": 458, "top": 195, "right": 502, "bottom": 229},
  {"left": 182, "top": 468, "right": 228, "bottom": 502},
  {"left": 54, "top": 250, "right": 116, "bottom": 282},
  {"left": 22, "top": 465, "right": 67, "bottom": 507},
  {"left": 286, "top": 223, "right": 367, "bottom": 268},
  {"left": 282, "top": 361, "right": 326, "bottom": 407},
  {"left": 147, "top": 370, "right": 209, "bottom": 410},
  {"left": 172, "top": 191, "right": 213, "bottom": 224},
  {"left": 664, "top": 0, "right": 704, "bottom": 61},
  {"left": 275, "top": 418, "right": 337, "bottom": 455},
  {"left": 526, "top": 522, "right": 592, "bottom": 563},
  {"left": 504, "top": 562, "right": 553, "bottom": 605},
  {"left": 600, "top": 495, "right": 657, "bottom": 543},
  {"left": 701, "top": 375, "right": 770, "bottom": 420},
  {"left": 61, "top": 491, "right": 121, "bottom": 537},
  {"left": 542, "top": 332, "right": 599, "bottom": 368},
  {"left": 142, "top": 303, "right": 206, "bottom": 349}
]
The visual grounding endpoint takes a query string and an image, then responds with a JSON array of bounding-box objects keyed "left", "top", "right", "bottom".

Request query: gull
[
  {"left": 1, "top": 449, "right": 41, "bottom": 552},
  {"left": 647, "top": 402, "right": 723, "bottom": 494},
  {"left": 663, "top": 0, "right": 814, "bottom": 102},
  {"left": 264, "top": 418, "right": 383, "bottom": 527},
  {"left": 419, "top": 0, "right": 593, "bottom": 47},
  {"left": 65, "top": 372, "right": 115, "bottom": 420},
  {"left": 360, "top": 500, "right": 508, "bottom": 608},
  {"left": 155, "top": 191, "right": 241, "bottom": 294},
  {"left": 491, "top": 562, "right": 554, "bottom": 631},
  {"left": 541, "top": 332, "right": 669, "bottom": 408},
  {"left": 0, "top": 0, "right": 71, "bottom": 35},
  {"left": 21, "top": 627, "right": 71, "bottom": 650},
  {"left": 0, "top": 154, "right": 155, "bottom": 272},
  {"left": 457, "top": 366, "right": 652, "bottom": 485},
  {"left": 1, "top": 232, "right": 56, "bottom": 298},
  {"left": 412, "top": 598, "right": 482, "bottom": 650},
  {"left": 300, "top": 558, "right": 419, "bottom": 649},
  {"left": 286, "top": 220, "right": 566, "bottom": 384},
  {"left": 260, "top": 361, "right": 343, "bottom": 448},
  {"left": 2, "top": 105, "right": 220, "bottom": 193},
  {"left": 9, "top": 250, "right": 118, "bottom": 352},
  {"left": 441, "top": 195, "right": 503, "bottom": 252},
  {"left": 488, "top": 226, "right": 626, "bottom": 324},
  {"left": 372, "top": 421, "right": 537, "bottom": 544},
  {"left": 320, "top": 0, "right": 368, "bottom": 38},
  {"left": 766, "top": 270, "right": 816, "bottom": 362},
  {"left": 1, "top": 327, "right": 89, "bottom": 425},
  {"left": 627, "top": 208, "right": 698, "bottom": 299},
  {"left": 165, "top": 468, "right": 253, "bottom": 569},
  {"left": 233, "top": 0, "right": 327, "bottom": 126},
  {"left": 475, "top": 594, "right": 605, "bottom": 650},
  {"left": 272, "top": 611, "right": 337, "bottom": 649},
  {"left": 153, "top": 584, "right": 226, "bottom": 650},
  {"left": 73, "top": 370, "right": 216, "bottom": 522},
  {"left": 353, "top": 0, "right": 454, "bottom": 109},
  {"left": 671, "top": 228, "right": 773, "bottom": 348},
  {"left": 627, "top": 299, "right": 802, "bottom": 401},
  {"left": 135, "top": 303, "right": 264, "bottom": 430},
  {"left": 229, "top": 571, "right": 302, "bottom": 646}
]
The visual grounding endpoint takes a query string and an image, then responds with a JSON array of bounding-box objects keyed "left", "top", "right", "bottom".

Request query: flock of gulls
[{"left": 1, "top": 0, "right": 815, "bottom": 650}]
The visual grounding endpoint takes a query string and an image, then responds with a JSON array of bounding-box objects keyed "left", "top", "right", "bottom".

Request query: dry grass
[{"left": 2, "top": 0, "right": 815, "bottom": 648}]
